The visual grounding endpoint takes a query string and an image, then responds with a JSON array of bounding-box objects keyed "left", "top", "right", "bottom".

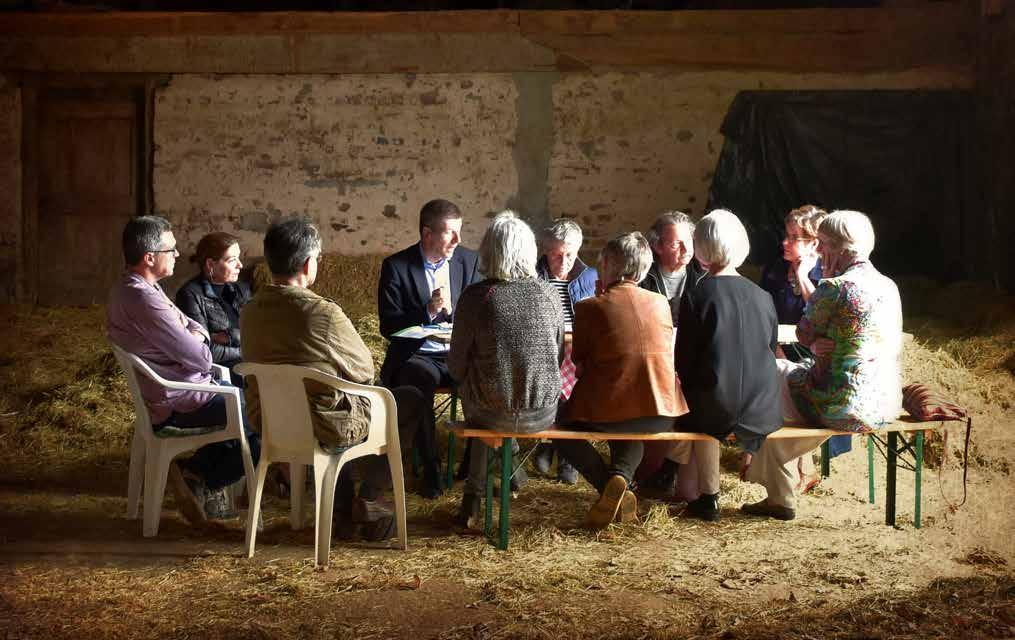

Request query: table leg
[
  {"left": 886, "top": 431, "right": 898, "bottom": 526},
  {"left": 868, "top": 436, "right": 875, "bottom": 504},
  {"left": 499, "top": 437, "right": 512, "bottom": 551},
  {"left": 446, "top": 394, "right": 458, "bottom": 488},
  {"left": 484, "top": 444, "right": 494, "bottom": 537},
  {"left": 914, "top": 431, "right": 924, "bottom": 529},
  {"left": 820, "top": 440, "right": 830, "bottom": 478}
]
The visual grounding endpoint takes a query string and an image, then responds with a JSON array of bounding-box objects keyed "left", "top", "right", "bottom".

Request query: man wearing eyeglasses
[{"left": 107, "top": 215, "right": 260, "bottom": 527}]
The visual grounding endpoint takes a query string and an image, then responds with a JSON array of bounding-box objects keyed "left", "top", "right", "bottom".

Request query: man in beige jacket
[{"left": 242, "top": 218, "right": 425, "bottom": 542}]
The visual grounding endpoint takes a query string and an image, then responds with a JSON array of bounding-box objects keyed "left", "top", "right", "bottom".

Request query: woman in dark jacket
[
  {"left": 673, "top": 209, "right": 782, "bottom": 522},
  {"left": 176, "top": 232, "right": 251, "bottom": 372}
]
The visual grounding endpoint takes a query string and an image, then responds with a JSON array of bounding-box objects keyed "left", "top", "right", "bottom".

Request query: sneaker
[
  {"left": 557, "top": 460, "right": 578, "bottom": 485},
  {"left": 361, "top": 514, "right": 397, "bottom": 542},
  {"left": 685, "top": 493, "right": 720, "bottom": 522},
  {"left": 203, "top": 487, "right": 239, "bottom": 520},
  {"left": 585, "top": 475, "right": 628, "bottom": 530},
  {"left": 455, "top": 492, "right": 483, "bottom": 531},
  {"left": 532, "top": 444, "right": 554, "bottom": 475},
  {"left": 741, "top": 499, "right": 796, "bottom": 521},
  {"left": 168, "top": 462, "right": 208, "bottom": 526},
  {"left": 350, "top": 497, "right": 393, "bottom": 524},
  {"left": 616, "top": 490, "right": 638, "bottom": 524}
]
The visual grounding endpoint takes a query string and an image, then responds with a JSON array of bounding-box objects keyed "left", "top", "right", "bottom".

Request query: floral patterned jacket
[{"left": 789, "top": 260, "right": 903, "bottom": 432}]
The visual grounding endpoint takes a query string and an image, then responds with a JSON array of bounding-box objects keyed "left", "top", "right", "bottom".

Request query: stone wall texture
[
  {"left": 154, "top": 69, "right": 970, "bottom": 268},
  {"left": 0, "top": 76, "right": 19, "bottom": 301}
]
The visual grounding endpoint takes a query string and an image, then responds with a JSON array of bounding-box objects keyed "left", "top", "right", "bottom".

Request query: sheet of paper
[
  {"left": 391, "top": 324, "right": 453, "bottom": 340},
  {"left": 777, "top": 324, "right": 798, "bottom": 344}
]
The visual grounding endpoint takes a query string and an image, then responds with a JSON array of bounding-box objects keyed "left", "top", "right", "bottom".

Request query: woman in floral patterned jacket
[{"left": 742, "top": 210, "right": 903, "bottom": 521}]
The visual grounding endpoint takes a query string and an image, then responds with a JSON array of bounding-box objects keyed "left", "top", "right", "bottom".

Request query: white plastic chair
[
  {"left": 233, "top": 363, "right": 408, "bottom": 567},
  {"left": 111, "top": 344, "right": 256, "bottom": 537}
]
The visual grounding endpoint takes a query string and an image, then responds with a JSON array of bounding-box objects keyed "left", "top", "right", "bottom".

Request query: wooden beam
[{"left": 0, "top": 7, "right": 976, "bottom": 74}]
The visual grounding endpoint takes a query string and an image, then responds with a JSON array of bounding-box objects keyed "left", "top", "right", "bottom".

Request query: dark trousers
[
  {"left": 553, "top": 416, "right": 675, "bottom": 494},
  {"left": 155, "top": 381, "right": 262, "bottom": 492},
  {"left": 392, "top": 353, "right": 453, "bottom": 483},
  {"left": 334, "top": 385, "right": 426, "bottom": 509}
]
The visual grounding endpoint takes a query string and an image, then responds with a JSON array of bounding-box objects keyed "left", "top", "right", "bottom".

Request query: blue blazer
[{"left": 377, "top": 242, "right": 481, "bottom": 385}]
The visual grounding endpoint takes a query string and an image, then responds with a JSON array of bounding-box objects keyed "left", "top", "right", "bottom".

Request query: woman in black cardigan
[
  {"left": 672, "top": 209, "right": 782, "bottom": 522},
  {"left": 175, "top": 232, "right": 251, "bottom": 372}
]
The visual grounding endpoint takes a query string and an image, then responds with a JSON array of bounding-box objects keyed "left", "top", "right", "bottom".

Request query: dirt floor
[{"left": 1, "top": 273, "right": 1014, "bottom": 639}]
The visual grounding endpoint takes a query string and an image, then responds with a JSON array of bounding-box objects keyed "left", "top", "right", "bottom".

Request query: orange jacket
[{"left": 565, "top": 281, "right": 689, "bottom": 424}]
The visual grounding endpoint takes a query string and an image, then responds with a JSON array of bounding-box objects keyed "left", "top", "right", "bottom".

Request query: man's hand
[
  {"left": 211, "top": 331, "right": 230, "bottom": 346},
  {"left": 427, "top": 287, "right": 449, "bottom": 318}
]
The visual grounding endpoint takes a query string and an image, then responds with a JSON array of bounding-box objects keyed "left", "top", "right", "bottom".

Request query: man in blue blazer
[{"left": 377, "top": 199, "right": 482, "bottom": 497}]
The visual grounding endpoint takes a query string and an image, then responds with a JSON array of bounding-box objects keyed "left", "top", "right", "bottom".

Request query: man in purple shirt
[{"left": 108, "top": 215, "right": 260, "bottom": 526}]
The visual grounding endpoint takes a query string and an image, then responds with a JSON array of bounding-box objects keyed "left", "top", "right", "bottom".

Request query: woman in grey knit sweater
[{"left": 448, "top": 210, "right": 564, "bottom": 529}]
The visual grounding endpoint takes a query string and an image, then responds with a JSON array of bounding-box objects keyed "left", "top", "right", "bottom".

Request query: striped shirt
[{"left": 549, "top": 279, "right": 574, "bottom": 325}]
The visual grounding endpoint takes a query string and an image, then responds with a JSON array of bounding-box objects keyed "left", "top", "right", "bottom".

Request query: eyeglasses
[{"left": 151, "top": 246, "right": 179, "bottom": 255}]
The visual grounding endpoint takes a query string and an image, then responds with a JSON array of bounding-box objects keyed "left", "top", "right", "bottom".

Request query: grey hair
[
  {"left": 263, "top": 217, "right": 322, "bottom": 277},
  {"left": 479, "top": 210, "right": 538, "bottom": 281},
  {"left": 541, "top": 218, "right": 583, "bottom": 250},
  {"left": 819, "top": 210, "right": 876, "bottom": 260},
  {"left": 694, "top": 209, "right": 750, "bottom": 270},
  {"left": 600, "top": 232, "right": 653, "bottom": 283},
  {"left": 122, "top": 215, "right": 172, "bottom": 266},
  {"left": 646, "top": 211, "right": 695, "bottom": 248}
]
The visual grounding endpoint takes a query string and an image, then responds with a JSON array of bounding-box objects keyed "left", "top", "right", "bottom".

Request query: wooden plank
[
  {"left": 0, "top": 10, "right": 521, "bottom": 36},
  {"left": 448, "top": 416, "right": 940, "bottom": 444},
  {"left": 18, "top": 85, "right": 36, "bottom": 305},
  {"left": 0, "top": 8, "right": 974, "bottom": 37},
  {"left": 0, "top": 8, "right": 975, "bottom": 74}
]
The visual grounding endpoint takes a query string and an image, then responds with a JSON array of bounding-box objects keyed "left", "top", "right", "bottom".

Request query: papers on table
[
  {"left": 391, "top": 323, "right": 453, "bottom": 340},
  {"left": 777, "top": 324, "right": 798, "bottom": 345}
]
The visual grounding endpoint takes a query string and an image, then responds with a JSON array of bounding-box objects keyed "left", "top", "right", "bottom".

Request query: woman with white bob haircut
[
  {"left": 555, "top": 231, "right": 689, "bottom": 529},
  {"left": 448, "top": 211, "right": 565, "bottom": 529},
  {"left": 743, "top": 210, "right": 902, "bottom": 521},
  {"left": 673, "top": 209, "right": 782, "bottom": 521}
]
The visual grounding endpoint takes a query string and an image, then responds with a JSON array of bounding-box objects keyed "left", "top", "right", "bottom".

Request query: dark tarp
[{"left": 706, "top": 91, "right": 986, "bottom": 282}]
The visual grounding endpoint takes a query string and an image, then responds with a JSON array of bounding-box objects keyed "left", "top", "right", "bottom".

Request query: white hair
[
  {"left": 542, "top": 218, "right": 583, "bottom": 250},
  {"left": 479, "top": 210, "right": 538, "bottom": 281},
  {"left": 819, "top": 210, "right": 876, "bottom": 260},
  {"left": 694, "top": 209, "right": 750, "bottom": 270},
  {"left": 600, "top": 232, "right": 653, "bottom": 284}
]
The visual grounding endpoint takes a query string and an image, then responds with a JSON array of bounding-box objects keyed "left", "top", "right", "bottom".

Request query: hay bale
[{"left": 252, "top": 253, "right": 386, "bottom": 322}]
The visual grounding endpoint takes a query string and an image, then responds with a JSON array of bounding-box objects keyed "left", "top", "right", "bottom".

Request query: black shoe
[
  {"left": 419, "top": 465, "right": 444, "bottom": 499},
  {"left": 533, "top": 444, "right": 553, "bottom": 475},
  {"left": 557, "top": 460, "right": 578, "bottom": 485},
  {"left": 686, "top": 493, "right": 720, "bottom": 522},
  {"left": 741, "top": 499, "right": 795, "bottom": 521},
  {"left": 455, "top": 492, "right": 483, "bottom": 530}
]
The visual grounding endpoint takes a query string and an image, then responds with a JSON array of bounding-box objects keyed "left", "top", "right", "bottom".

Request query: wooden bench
[{"left": 448, "top": 417, "right": 943, "bottom": 550}]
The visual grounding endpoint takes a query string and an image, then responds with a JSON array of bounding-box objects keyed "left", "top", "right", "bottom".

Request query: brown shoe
[
  {"left": 741, "top": 499, "right": 795, "bottom": 521},
  {"left": 168, "top": 462, "right": 207, "bottom": 526},
  {"left": 616, "top": 490, "right": 638, "bottom": 524},
  {"left": 585, "top": 475, "right": 628, "bottom": 530}
]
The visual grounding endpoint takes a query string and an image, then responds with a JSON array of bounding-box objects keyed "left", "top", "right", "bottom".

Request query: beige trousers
[
  {"left": 743, "top": 359, "right": 829, "bottom": 509},
  {"left": 667, "top": 439, "right": 721, "bottom": 496}
]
